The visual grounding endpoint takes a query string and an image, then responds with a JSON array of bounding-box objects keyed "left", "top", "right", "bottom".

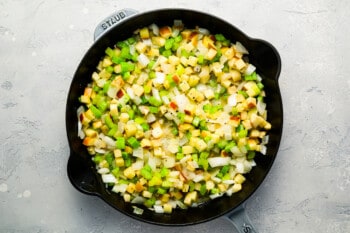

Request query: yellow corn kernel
[
  {"left": 125, "top": 124, "right": 137, "bottom": 137},
  {"left": 141, "top": 138, "right": 152, "bottom": 148}
]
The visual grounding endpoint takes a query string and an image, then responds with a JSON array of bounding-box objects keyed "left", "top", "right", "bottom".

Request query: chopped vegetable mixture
[{"left": 77, "top": 21, "right": 271, "bottom": 214}]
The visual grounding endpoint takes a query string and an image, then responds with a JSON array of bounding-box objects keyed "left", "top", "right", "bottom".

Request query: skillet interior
[{"left": 66, "top": 9, "right": 282, "bottom": 226}]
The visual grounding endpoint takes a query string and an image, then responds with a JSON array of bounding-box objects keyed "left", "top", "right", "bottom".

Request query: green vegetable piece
[
  {"left": 181, "top": 49, "right": 190, "bottom": 58},
  {"left": 198, "top": 157, "right": 209, "bottom": 170},
  {"left": 149, "top": 106, "right": 159, "bottom": 114},
  {"left": 257, "top": 82, "right": 264, "bottom": 90},
  {"left": 141, "top": 166, "right": 153, "bottom": 180},
  {"left": 174, "top": 35, "right": 182, "bottom": 43},
  {"left": 215, "top": 34, "right": 226, "bottom": 42},
  {"left": 116, "top": 137, "right": 126, "bottom": 149},
  {"left": 135, "top": 117, "right": 145, "bottom": 124},
  {"left": 231, "top": 107, "right": 239, "bottom": 116},
  {"left": 141, "top": 122, "right": 150, "bottom": 131},
  {"left": 112, "top": 56, "right": 123, "bottom": 64},
  {"left": 200, "top": 184, "right": 207, "bottom": 196},
  {"left": 107, "top": 125, "right": 118, "bottom": 138},
  {"left": 244, "top": 72, "right": 257, "bottom": 81},
  {"left": 160, "top": 167, "right": 169, "bottom": 178},
  {"left": 144, "top": 197, "right": 156, "bottom": 208},
  {"left": 148, "top": 60, "right": 156, "bottom": 70},
  {"left": 177, "top": 112, "right": 185, "bottom": 123},
  {"left": 224, "top": 141, "right": 236, "bottom": 152},
  {"left": 211, "top": 188, "right": 219, "bottom": 194},
  {"left": 148, "top": 96, "right": 162, "bottom": 107},
  {"left": 104, "top": 114, "right": 114, "bottom": 129},
  {"left": 116, "top": 41, "right": 128, "bottom": 48},
  {"left": 105, "top": 152, "right": 114, "bottom": 166},
  {"left": 93, "top": 155, "right": 103, "bottom": 164},
  {"left": 127, "top": 137, "right": 140, "bottom": 148},
  {"left": 124, "top": 158, "right": 132, "bottom": 167},
  {"left": 176, "top": 153, "right": 184, "bottom": 160},
  {"left": 111, "top": 167, "right": 120, "bottom": 177},
  {"left": 90, "top": 105, "right": 102, "bottom": 118},
  {"left": 217, "top": 140, "right": 228, "bottom": 149},
  {"left": 197, "top": 55, "right": 204, "bottom": 65},
  {"left": 220, "top": 165, "right": 230, "bottom": 174},
  {"left": 149, "top": 71, "right": 156, "bottom": 79},
  {"left": 199, "top": 120, "right": 207, "bottom": 130},
  {"left": 238, "top": 129, "right": 248, "bottom": 138},
  {"left": 238, "top": 90, "right": 249, "bottom": 98},
  {"left": 247, "top": 151, "right": 256, "bottom": 160},
  {"left": 171, "top": 128, "right": 178, "bottom": 136},
  {"left": 105, "top": 47, "right": 115, "bottom": 57},
  {"left": 165, "top": 38, "right": 175, "bottom": 50},
  {"left": 162, "top": 49, "right": 172, "bottom": 58},
  {"left": 127, "top": 37, "right": 136, "bottom": 45},
  {"left": 192, "top": 116, "right": 201, "bottom": 127},
  {"left": 120, "top": 46, "right": 130, "bottom": 58},
  {"left": 128, "top": 109, "right": 135, "bottom": 119},
  {"left": 192, "top": 153, "right": 198, "bottom": 163},
  {"left": 161, "top": 181, "right": 173, "bottom": 188},
  {"left": 106, "top": 66, "right": 114, "bottom": 73},
  {"left": 122, "top": 71, "right": 131, "bottom": 80}
]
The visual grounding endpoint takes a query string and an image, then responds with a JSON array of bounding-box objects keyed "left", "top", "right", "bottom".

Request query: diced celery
[
  {"left": 116, "top": 137, "right": 126, "bottom": 149},
  {"left": 200, "top": 184, "right": 207, "bottom": 195},
  {"left": 215, "top": 34, "right": 226, "bottom": 42},
  {"left": 141, "top": 123, "right": 150, "bottom": 131},
  {"left": 224, "top": 141, "right": 236, "bottom": 152},
  {"left": 149, "top": 96, "right": 162, "bottom": 107},
  {"left": 105, "top": 47, "right": 115, "bottom": 57},
  {"left": 192, "top": 116, "right": 201, "bottom": 127},
  {"left": 127, "top": 137, "right": 140, "bottom": 148},
  {"left": 90, "top": 105, "right": 102, "bottom": 118}
]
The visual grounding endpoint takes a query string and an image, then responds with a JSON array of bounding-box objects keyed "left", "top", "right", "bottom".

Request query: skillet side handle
[
  {"left": 67, "top": 151, "right": 100, "bottom": 195},
  {"left": 94, "top": 8, "right": 138, "bottom": 41},
  {"left": 225, "top": 204, "right": 258, "bottom": 233}
]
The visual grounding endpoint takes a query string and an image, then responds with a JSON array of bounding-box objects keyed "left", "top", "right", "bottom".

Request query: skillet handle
[
  {"left": 94, "top": 8, "right": 138, "bottom": 40},
  {"left": 67, "top": 151, "right": 101, "bottom": 195},
  {"left": 224, "top": 203, "right": 258, "bottom": 233}
]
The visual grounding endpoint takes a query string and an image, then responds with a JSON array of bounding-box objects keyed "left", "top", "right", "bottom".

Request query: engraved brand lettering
[
  {"left": 101, "top": 11, "right": 127, "bottom": 31},
  {"left": 242, "top": 223, "right": 252, "bottom": 233}
]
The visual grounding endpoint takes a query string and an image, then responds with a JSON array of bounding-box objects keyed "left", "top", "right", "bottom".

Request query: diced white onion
[
  {"left": 262, "top": 135, "right": 269, "bottom": 145},
  {"left": 138, "top": 53, "right": 150, "bottom": 67},
  {"left": 245, "top": 64, "right": 256, "bottom": 75},
  {"left": 257, "top": 99, "right": 267, "bottom": 115},
  {"left": 235, "top": 162, "right": 244, "bottom": 173},
  {"left": 192, "top": 174, "right": 204, "bottom": 183},
  {"left": 260, "top": 145, "right": 267, "bottom": 155},
  {"left": 208, "top": 157, "right": 231, "bottom": 167},
  {"left": 132, "top": 147, "right": 144, "bottom": 159},
  {"left": 148, "top": 156, "right": 157, "bottom": 171},
  {"left": 151, "top": 87, "right": 161, "bottom": 101},
  {"left": 174, "top": 94, "right": 189, "bottom": 112},
  {"left": 222, "top": 180, "right": 235, "bottom": 185},
  {"left": 235, "top": 41, "right": 249, "bottom": 54},
  {"left": 132, "top": 206, "right": 144, "bottom": 215},
  {"left": 146, "top": 113, "right": 156, "bottom": 123},
  {"left": 112, "top": 184, "right": 128, "bottom": 193},
  {"left": 154, "top": 205, "right": 164, "bottom": 213},
  {"left": 209, "top": 193, "right": 223, "bottom": 200},
  {"left": 227, "top": 94, "right": 237, "bottom": 106},
  {"left": 126, "top": 87, "right": 135, "bottom": 100},
  {"left": 149, "top": 24, "right": 159, "bottom": 36},
  {"left": 131, "top": 196, "right": 146, "bottom": 204},
  {"left": 107, "top": 86, "right": 118, "bottom": 98},
  {"left": 161, "top": 95, "right": 170, "bottom": 105},
  {"left": 101, "top": 174, "right": 116, "bottom": 183},
  {"left": 98, "top": 167, "right": 110, "bottom": 174},
  {"left": 198, "top": 27, "right": 210, "bottom": 35},
  {"left": 95, "top": 148, "right": 108, "bottom": 154}
]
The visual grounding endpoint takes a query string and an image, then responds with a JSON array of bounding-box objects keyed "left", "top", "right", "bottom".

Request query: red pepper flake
[
  {"left": 169, "top": 101, "right": 178, "bottom": 110},
  {"left": 79, "top": 113, "right": 84, "bottom": 122},
  {"left": 116, "top": 90, "right": 124, "bottom": 98},
  {"left": 172, "top": 75, "right": 180, "bottom": 84},
  {"left": 230, "top": 116, "right": 240, "bottom": 121},
  {"left": 184, "top": 109, "right": 191, "bottom": 115}
]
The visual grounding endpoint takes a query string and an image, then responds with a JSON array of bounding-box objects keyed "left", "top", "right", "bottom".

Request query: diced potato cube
[
  {"left": 139, "top": 27, "right": 150, "bottom": 39},
  {"left": 206, "top": 48, "right": 217, "bottom": 60},
  {"left": 199, "top": 66, "right": 210, "bottom": 83},
  {"left": 195, "top": 139, "right": 207, "bottom": 152},
  {"left": 125, "top": 124, "right": 137, "bottom": 137},
  {"left": 206, "top": 180, "right": 215, "bottom": 190},
  {"left": 152, "top": 36, "right": 166, "bottom": 47},
  {"left": 234, "top": 174, "right": 246, "bottom": 184},
  {"left": 82, "top": 137, "right": 96, "bottom": 146},
  {"left": 184, "top": 115, "right": 194, "bottom": 123},
  {"left": 141, "top": 138, "right": 151, "bottom": 148},
  {"left": 115, "top": 157, "right": 125, "bottom": 167},
  {"left": 235, "top": 59, "right": 246, "bottom": 70},
  {"left": 102, "top": 57, "right": 113, "bottom": 67},
  {"left": 184, "top": 191, "right": 198, "bottom": 205},
  {"left": 163, "top": 203, "right": 173, "bottom": 214},
  {"left": 231, "top": 183, "right": 242, "bottom": 193},
  {"left": 152, "top": 126, "right": 163, "bottom": 138},
  {"left": 132, "top": 84, "right": 144, "bottom": 97},
  {"left": 168, "top": 55, "right": 180, "bottom": 65},
  {"left": 191, "top": 130, "right": 200, "bottom": 137},
  {"left": 218, "top": 183, "right": 228, "bottom": 192},
  {"left": 182, "top": 146, "right": 194, "bottom": 154},
  {"left": 126, "top": 183, "right": 136, "bottom": 194},
  {"left": 154, "top": 147, "right": 163, "bottom": 157},
  {"left": 179, "top": 81, "right": 190, "bottom": 92},
  {"left": 114, "top": 149, "right": 122, "bottom": 158},
  {"left": 188, "top": 75, "right": 200, "bottom": 87},
  {"left": 204, "top": 89, "right": 215, "bottom": 100},
  {"left": 135, "top": 42, "right": 147, "bottom": 53},
  {"left": 85, "top": 128, "right": 97, "bottom": 137},
  {"left": 119, "top": 113, "right": 130, "bottom": 123},
  {"left": 92, "top": 120, "right": 102, "bottom": 129},
  {"left": 124, "top": 167, "right": 136, "bottom": 179},
  {"left": 123, "top": 193, "right": 131, "bottom": 202},
  {"left": 84, "top": 109, "right": 95, "bottom": 121},
  {"left": 187, "top": 56, "right": 198, "bottom": 67},
  {"left": 142, "top": 190, "right": 153, "bottom": 198},
  {"left": 159, "top": 26, "right": 172, "bottom": 38}
]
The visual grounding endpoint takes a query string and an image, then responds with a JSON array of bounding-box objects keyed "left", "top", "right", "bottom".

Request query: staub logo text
[{"left": 101, "top": 11, "right": 126, "bottom": 30}]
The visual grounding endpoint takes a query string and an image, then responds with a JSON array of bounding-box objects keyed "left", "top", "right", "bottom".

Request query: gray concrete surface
[{"left": 1, "top": 0, "right": 349, "bottom": 232}]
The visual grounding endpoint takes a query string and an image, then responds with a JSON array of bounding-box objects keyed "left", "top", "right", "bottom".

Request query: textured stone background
[{"left": 1, "top": 0, "right": 349, "bottom": 232}]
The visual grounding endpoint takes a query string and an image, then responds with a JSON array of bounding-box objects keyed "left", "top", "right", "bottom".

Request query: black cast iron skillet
[{"left": 66, "top": 8, "right": 282, "bottom": 232}]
